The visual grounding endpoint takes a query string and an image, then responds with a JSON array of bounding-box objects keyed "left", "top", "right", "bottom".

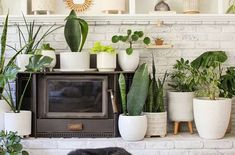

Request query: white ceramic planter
[
  {"left": 41, "top": 50, "right": 56, "bottom": 71},
  {"left": 97, "top": 52, "right": 116, "bottom": 71},
  {"left": 0, "top": 100, "right": 10, "bottom": 131},
  {"left": 4, "top": 111, "right": 32, "bottom": 136},
  {"left": 118, "top": 50, "right": 139, "bottom": 71},
  {"left": 193, "top": 98, "right": 231, "bottom": 139},
  {"left": 101, "top": 0, "right": 126, "bottom": 14},
  {"left": 17, "top": 54, "right": 33, "bottom": 71},
  {"left": 145, "top": 112, "right": 167, "bottom": 137},
  {"left": 118, "top": 114, "right": 147, "bottom": 141},
  {"left": 32, "top": 0, "right": 55, "bottom": 14},
  {"left": 60, "top": 52, "right": 90, "bottom": 71},
  {"left": 168, "top": 91, "right": 194, "bottom": 122}
]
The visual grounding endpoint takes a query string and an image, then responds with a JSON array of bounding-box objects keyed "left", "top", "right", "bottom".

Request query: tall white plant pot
[
  {"left": 118, "top": 50, "right": 139, "bottom": 71},
  {"left": 119, "top": 114, "right": 147, "bottom": 141},
  {"left": 168, "top": 91, "right": 194, "bottom": 121},
  {"left": 60, "top": 52, "right": 90, "bottom": 71},
  {"left": 193, "top": 98, "right": 231, "bottom": 139},
  {"left": 145, "top": 112, "right": 167, "bottom": 137},
  {"left": 41, "top": 50, "right": 56, "bottom": 71},
  {"left": 0, "top": 100, "right": 10, "bottom": 130},
  {"left": 97, "top": 52, "right": 116, "bottom": 71},
  {"left": 4, "top": 111, "right": 32, "bottom": 136},
  {"left": 17, "top": 54, "right": 33, "bottom": 71}
]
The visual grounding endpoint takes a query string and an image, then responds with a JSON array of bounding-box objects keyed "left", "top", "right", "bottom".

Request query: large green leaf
[
  {"left": 25, "top": 55, "right": 53, "bottom": 72},
  {"left": 118, "top": 74, "right": 127, "bottom": 115},
  {"left": 127, "top": 63, "right": 149, "bottom": 116},
  {"left": 77, "top": 18, "right": 89, "bottom": 52}
]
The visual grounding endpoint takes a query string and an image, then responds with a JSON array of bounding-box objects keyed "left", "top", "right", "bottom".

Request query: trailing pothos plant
[
  {"left": 119, "top": 63, "right": 149, "bottom": 116},
  {"left": 145, "top": 57, "right": 168, "bottom": 113},
  {"left": 169, "top": 58, "right": 196, "bottom": 92},
  {"left": 0, "top": 131, "right": 29, "bottom": 155},
  {"left": 191, "top": 51, "right": 228, "bottom": 100},
  {"left": 112, "top": 29, "right": 151, "bottom": 55},
  {"left": 2, "top": 55, "right": 52, "bottom": 113}
]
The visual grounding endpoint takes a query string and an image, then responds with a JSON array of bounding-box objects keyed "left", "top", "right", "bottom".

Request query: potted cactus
[
  {"left": 118, "top": 63, "right": 149, "bottom": 141},
  {"left": 112, "top": 30, "right": 150, "bottom": 71},
  {"left": 61, "top": 10, "right": 89, "bottom": 71},
  {"left": 144, "top": 58, "right": 168, "bottom": 137}
]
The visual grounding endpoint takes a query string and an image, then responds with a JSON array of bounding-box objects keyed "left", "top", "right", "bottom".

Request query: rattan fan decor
[{"left": 64, "top": 0, "right": 93, "bottom": 12}]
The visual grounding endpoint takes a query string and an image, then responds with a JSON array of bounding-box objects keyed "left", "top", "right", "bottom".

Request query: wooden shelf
[{"left": 146, "top": 44, "right": 174, "bottom": 49}]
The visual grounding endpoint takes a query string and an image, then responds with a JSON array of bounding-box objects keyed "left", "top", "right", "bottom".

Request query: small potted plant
[
  {"left": 112, "top": 29, "right": 150, "bottom": 71},
  {"left": 192, "top": 51, "right": 231, "bottom": 139},
  {"left": 118, "top": 63, "right": 149, "bottom": 141},
  {"left": 3, "top": 55, "right": 52, "bottom": 136},
  {"left": 144, "top": 57, "right": 168, "bottom": 138},
  {"left": 61, "top": 10, "right": 89, "bottom": 71},
  {"left": 91, "top": 42, "right": 116, "bottom": 72},
  {"left": 16, "top": 14, "right": 61, "bottom": 71},
  {"left": 168, "top": 58, "right": 195, "bottom": 134},
  {"left": 39, "top": 43, "right": 56, "bottom": 71},
  {"left": 155, "top": 37, "right": 164, "bottom": 45}
]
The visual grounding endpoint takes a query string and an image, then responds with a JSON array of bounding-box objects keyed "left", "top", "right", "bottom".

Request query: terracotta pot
[{"left": 155, "top": 39, "right": 164, "bottom": 45}]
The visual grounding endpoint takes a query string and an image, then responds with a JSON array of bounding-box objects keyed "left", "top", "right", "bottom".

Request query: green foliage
[
  {"left": 192, "top": 51, "right": 228, "bottom": 100},
  {"left": 119, "top": 74, "right": 127, "bottom": 115},
  {"left": 219, "top": 67, "right": 235, "bottom": 98},
  {"left": 64, "top": 10, "right": 89, "bottom": 52},
  {"left": 169, "top": 58, "right": 195, "bottom": 92},
  {"left": 25, "top": 55, "right": 53, "bottom": 72},
  {"left": 227, "top": 0, "right": 235, "bottom": 13},
  {"left": 91, "top": 42, "right": 116, "bottom": 54},
  {"left": 145, "top": 58, "right": 167, "bottom": 113},
  {"left": 118, "top": 63, "right": 149, "bottom": 116},
  {"left": 112, "top": 29, "right": 150, "bottom": 55},
  {"left": 17, "top": 14, "right": 62, "bottom": 54},
  {"left": 0, "top": 131, "right": 29, "bottom": 155},
  {"left": 40, "top": 43, "right": 55, "bottom": 51}
]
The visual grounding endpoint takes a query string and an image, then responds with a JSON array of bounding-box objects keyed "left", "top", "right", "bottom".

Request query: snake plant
[
  {"left": 119, "top": 63, "right": 149, "bottom": 116},
  {"left": 64, "top": 10, "right": 89, "bottom": 52}
]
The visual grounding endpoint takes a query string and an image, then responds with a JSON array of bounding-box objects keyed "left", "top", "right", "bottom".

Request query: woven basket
[{"left": 183, "top": 0, "right": 199, "bottom": 14}]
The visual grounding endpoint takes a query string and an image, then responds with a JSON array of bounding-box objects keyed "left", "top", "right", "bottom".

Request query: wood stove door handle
[{"left": 68, "top": 124, "right": 83, "bottom": 131}]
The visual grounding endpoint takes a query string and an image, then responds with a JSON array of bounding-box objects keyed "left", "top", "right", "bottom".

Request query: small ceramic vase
[{"left": 155, "top": 0, "right": 170, "bottom": 11}]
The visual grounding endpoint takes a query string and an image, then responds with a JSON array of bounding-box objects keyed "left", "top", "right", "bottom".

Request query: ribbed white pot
[
  {"left": 145, "top": 112, "right": 167, "bottom": 137},
  {"left": 17, "top": 54, "right": 33, "bottom": 71},
  {"left": 60, "top": 52, "right": 90, "bottom": 71},
  {"left": 0, "top": 100, "right": 10, "bottom": 131},
  {"left": 32, "top": 0, "right": 55, "bottom": 12},
  {"left": 97, "top": 52, "right": 116, "bottom": 71},
  {"left": 101, "top": 0, "right": 126, "bottom": 13},
  {"left": 41, "top": 50, "right": 56, "bottom": 70},
  {"left": 118, "top": 50, "right": 139, "bottom": 71},
  {"left": 4, "top": 111, "right": 32, "bottom": 136},
  {"left": 168, "top": 91, "right": 194, "bottom": 122},
  {"left": 193, "top": 98, "right": 231, "bottom": 139},
  {"left": 118, "top": 114, "right": 147, "bottom": 141}
]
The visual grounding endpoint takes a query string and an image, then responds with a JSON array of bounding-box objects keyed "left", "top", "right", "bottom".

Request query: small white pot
[
  {"left": 41, "top": 50, "right": 56, "bottom": 70},
  {"left": 145, "top": 112, "right": 167, "bottom": 137},
  {"left": 0, "top": 100, "right": 11, "bottom": 131},
  {"left": 101, "top": 0, "right": 126, "bottom": 14},
  {"left": 118, "top": 114, "right": 147, "bottom": 141},
  {"left": 193, "top": 98, "right": 231, "bottom": 139},
  {"left": 17, "top": 54, "right": 33, "bottom": 71},
  {"left": 60, "top": 52, "right": 90, "bottom": 71},
  {"left": 168, "top": 91, "right": 194, "bottom": 122},
  {"left": 118, "top": 50, "right": 139, "bottom": 71},
  {"left": 4, "top": 111, "right": 32, "bottom": 136},
  {"left": 97, "top": 52, "right": 116, "bottom": 71}
]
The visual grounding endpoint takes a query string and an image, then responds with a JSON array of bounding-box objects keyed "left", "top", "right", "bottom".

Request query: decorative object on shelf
[
  {"left": 32, "top": 0, "right": 56, "bottom": 15},
  {"left": 101, "top": 0, "right": 125, "bottom": 14},
  {"left": 38, "top": 44, "right": 57, "bottom": 71},
  {"left": 146, "top": 44, "right": 173, "bottom": 49},
  {"left": 65, "top": 0, "right": 93, "bottom": 12},
  {"left": 0, "top": 131, "right": 29, "bottom": 155},
  {"left": 154, "top": 0, "right": 170, "bottom": 11},
  {"left": 168, "top": 58, "right": 195, "bottom": 135},
  {"left": 144, "top": 57, "right": 168, "bottom": 138},
  {"left": 192, "top": 51, "right": 232, "bottom": 139},
  {"left": 183, "top": 0, "right": 199, "bottom": 14},
  {"left": 91, "top": 42, "right": 116, "bottom": 72},
  {"left": 155, "top": 38, "right": 164, "bottom": 45},
  {"left": 112, "top": 29, "right": 150, "bottom": 71},
  {"left": 61, "top": 10, "right": 89, "bottom": 71},
  {"left": 226, "top": 0, "right": 235, "bottom": 14},
  {"left": 118, "top": 64, "right": 149, "bottom": 141}
]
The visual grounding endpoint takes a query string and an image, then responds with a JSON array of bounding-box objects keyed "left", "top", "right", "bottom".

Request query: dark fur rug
[{"left": 68, "top": 147, "right": 131, "bottom": 155}]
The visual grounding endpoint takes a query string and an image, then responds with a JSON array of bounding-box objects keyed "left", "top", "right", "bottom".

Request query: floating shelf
[{"left": 146, "top": 44, "right": 174, "bottom": 49}]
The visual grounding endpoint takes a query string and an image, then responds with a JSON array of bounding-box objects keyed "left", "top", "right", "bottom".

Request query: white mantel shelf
[{"left": 2, "top": 14, "right": 235, "bottom": 25}]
